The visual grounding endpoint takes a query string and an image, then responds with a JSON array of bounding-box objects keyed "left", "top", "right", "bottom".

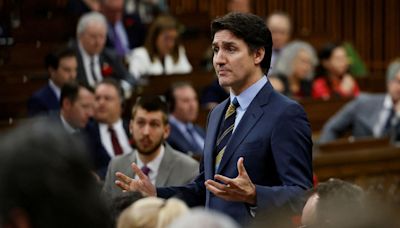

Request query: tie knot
[
  {"left": 108, "top": 126, "right": 116, "bottom": 133},
  {"left": 141, "top": 165, "right": 151, "bottom": 176},
  {"left": 231, "top": 98, "right": 239, "bottom": 108}
]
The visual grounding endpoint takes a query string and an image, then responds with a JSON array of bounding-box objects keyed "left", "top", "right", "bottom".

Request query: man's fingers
[
  {"left": 131, "top": 162, "right": 147, "bottom": 180},
  {"left": 205, "top": 180, "right": 227, "bottom": 195},
  {"left": 115, "top": 172, "right": 132, "bottom": 184},
  {"left": 206, "top": 179, "right": 227, "bottom": 190},
  {"left": 115, "top": 180, "right": 130, "bottom": 191},
  {"left": 237, "top": 157, "right": 248, "bottom": 177},
  {"left": 214, "top": 174, "right": 238, "bottom": 188}
]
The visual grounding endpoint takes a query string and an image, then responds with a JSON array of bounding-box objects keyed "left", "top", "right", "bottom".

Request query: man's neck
[{"left": 137, "top": 146, "right": 162, "bottom": 164}]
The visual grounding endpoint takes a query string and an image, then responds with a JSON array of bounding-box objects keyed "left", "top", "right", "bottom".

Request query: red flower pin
[{"left": 101, "top": 63, "right": 113, "bottom": 77}]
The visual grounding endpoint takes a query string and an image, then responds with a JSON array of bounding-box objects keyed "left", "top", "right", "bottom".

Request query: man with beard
[{"left": 103, "top": 96, "right": 199, "bottom": 199}]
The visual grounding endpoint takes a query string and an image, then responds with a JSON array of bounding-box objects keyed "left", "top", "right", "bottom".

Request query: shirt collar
[
  {"left": 48, "top": 79, "right": 61, "bottom": 100},
  {"left": 229, "top": 76, "right": 268, "bottom": 110},
  {"left": 169, "top": 115, "right": 190, "bottom": 132},
  {"left": 60, "top": 114, "right": 79, "bottom": 134},
  {"left": 383, "top": 94, "right": 394, "bottom": 110},
  {"left": 78, "top": 41, "right": 99, "bottom": 63},
  {"left": 136, "top": 144, "right": 165, "bottom": 173}
]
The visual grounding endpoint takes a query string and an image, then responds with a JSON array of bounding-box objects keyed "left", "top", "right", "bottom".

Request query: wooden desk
[{"left": 314, "top": 138, "right": 400, "bottom": 204}]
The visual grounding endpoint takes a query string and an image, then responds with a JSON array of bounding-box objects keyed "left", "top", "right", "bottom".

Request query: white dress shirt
[
  {"left": 373, "top": 94, "right": 394, "bottom": 137},
  {"left": 99, "top": 119, "right": 132, "bottom": 158},
  {"left": 78, "top": 42, "right": 102, "bottom": 86},
  {"left": 48, "top": 79, "right": 61, "bottom": 100},
  {"left": 135, "top": 145, "right": 165, "bottom": 185}
]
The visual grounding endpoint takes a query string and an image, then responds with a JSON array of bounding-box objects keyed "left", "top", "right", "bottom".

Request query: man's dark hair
[
  {"left": 60, "top": 81, "right": 94, "bottom": 106},
  {"left": 0, "top": 118, "right": 111, "bottom": 228},
  {"left": 211, "top": 12, "right": 272, "bottom": 73},
  {"left": 164, "top": 81, "right": 194, "bottom": 113},
  {"left": 312, "top": 178, "right": 365, "bottom": 228},
  {"left": 45, "top": 46, "right": 76, "bottom": 70},
  {"left": 131, "top": 95, "right": 169, "bottom": 124}
]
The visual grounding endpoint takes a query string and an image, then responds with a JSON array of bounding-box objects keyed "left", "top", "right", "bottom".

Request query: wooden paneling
[{"left": 168, "top": 0, "right": 398, "bottom": 75}]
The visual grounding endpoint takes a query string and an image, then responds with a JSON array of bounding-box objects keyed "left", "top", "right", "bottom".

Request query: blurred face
[
  {"left": 94, "top": 84, "right": 122, "bottom": 124},
  {"left": 63, "top": 88, "right": 95, "bottom": 129},
  {"left": 323, "top": 47, "right": 349, "bottom": 77},
  {"left": 130, "top": 108, "right": 169, "bottom": 155},
  {"left": 172, "top": 86, "right": 199, "bottom": 123},
  {"left": 213, "top": 29, "right": 264, "bottom": 95},
  {"left": 227, "top": 0, "right": 251, "bottom": 13},
  {"left": 50, "top": 56, "right": 78, "bottom": 88},
  {"left": 103, "top": 0, "right": 124, "bottom": 11},
  {"left": 388, "top": 71, "right": 400, "bottom": 103},
  {"left": 267, "top": 15, "right": 291, "bottom": 50},
  {"left": 156, "top": 28, "right": 178, "bottom": 57},
  {"left": 79, "top": 21, "right": 107, "bottom": 55},
  {"left": 292, "top": 50, "right": 313, "bottom": 80}
]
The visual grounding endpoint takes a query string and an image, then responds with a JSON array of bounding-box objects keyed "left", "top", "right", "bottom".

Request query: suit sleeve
[
  {"left": 319, "top": 98, "right": 358, "bottom": 144},
  {"left": 255, "top": 102, "right": 313, "bottom": 213}
]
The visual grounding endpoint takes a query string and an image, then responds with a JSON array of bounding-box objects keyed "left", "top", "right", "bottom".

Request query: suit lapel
[
  {"left": 204, "top": 99, "right": 228, "bottom": 180},
  {"left": 216, "top": 83, "right": 272, "bottom": 174},
  {"left": 155, "top": 144, "right": 174, "bottom": 186}
]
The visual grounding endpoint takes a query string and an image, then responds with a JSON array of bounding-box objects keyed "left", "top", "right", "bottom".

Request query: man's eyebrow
[{"left": 212, "top": 41, "right": 237, "bottom": 47}]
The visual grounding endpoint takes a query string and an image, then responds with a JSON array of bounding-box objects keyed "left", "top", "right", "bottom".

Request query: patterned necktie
[
  {"left": 215, "top": 98, "right": 239, "bottom": 170},
  {"left": 108, "top": 127, "right": 123, "bottom": 156},
  {"left": 141, "top": 165, "right": 151, "bottom": 176},
  {"left": 112, "top": 25, "right": 126, "bottom": 56},
  {"left": 90, "top": 57, "right": 98, "bottom": 84},
  {"left": 186, "top": 125, "right": 202, "bottom": 153}
]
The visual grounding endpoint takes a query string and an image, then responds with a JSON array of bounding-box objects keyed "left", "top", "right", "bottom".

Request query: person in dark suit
[
  {"left": 28, "top": 47, "right": 77, "bottom": 116},
  {"left": 74, "top": 12, "right": 136, "bottom": 95},
  {"left": 114, "top": 12, "right": 313, "bottom": 224},
  {"left": 103, "top": 96, "right": 198, "bottom": 199},
  {"left": 165, "top": 82, "right": 205, "bottom": 156},
  {"left": 101, "top": 0, "right": 145, "bottom": 56},
  {"left": 53, "top": 81, "right": 95, "bottom": 134},
  {"left": 85, "top": 78, "right": 131, "bottom": 179}
]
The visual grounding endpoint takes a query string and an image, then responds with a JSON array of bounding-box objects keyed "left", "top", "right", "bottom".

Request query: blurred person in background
[
  {"left": 269, "top": 40, "right": 318, "bottom": 99},
  {"left": 312, "top": 42, "right": 360, "bottom": 100},
  {"left": 128, "top": 14, "right": 192, "bottom": 79},
  {"left": 28, "top": 47, "right": 77, "bottom": 116}
]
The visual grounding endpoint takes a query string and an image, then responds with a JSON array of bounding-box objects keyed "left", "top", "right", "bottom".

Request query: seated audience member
[
  {"left": 86, "top": 79, "right": 131, "bottom": 179},
  {"left": 319, "top": 59, "right": 400, "bottom": 143},
  {"left": 117, "top": 197, "right": 189, "bottom": 228},
  {"left": 101, "top": 0, "right": 145, "bottom": 56},
  {"left": 103, "top": 95, "right": 198, "bottom": 199},
  {"left": 168, "top": 208, "right": 240, "bottom": 228},
  {"left": 52, "top": 81, "right": 95, "bottom": 134},
  {"left": 269, "top": 40, "right": 318, "bottom": 99},
  {"left": 312, "top": 42, "right": 360, "bottom": 99},
  {"left": 73, "top": 12, "right": 135, "bottom": 93},
  {"left": 165, "top": 82, "right": 205, "bottom": 156},
  {"left": 266, "top": 11, "right": 292, "bottom": 75},
  {"left": 301, "top": 178, "right": 365, "bottom": 228},
  {"left": 0, "top": 119, "right": 111, "bottom": 228},
  {"left": 28, "top": 47, "right": 77, "bottom": 116},
  {"left": 200, "top": 79, "right": 229, "bottom": 110},
  {"left": 128, "top": 14, "right": 192, "bottom": 79}
]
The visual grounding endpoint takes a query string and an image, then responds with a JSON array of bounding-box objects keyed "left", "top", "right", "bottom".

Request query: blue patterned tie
[
  {"left": 215, "top": 98, "right": 239, "bottom": 170},
  {"left": 186, "top": 125, "right": 202, "bottom": 153}
]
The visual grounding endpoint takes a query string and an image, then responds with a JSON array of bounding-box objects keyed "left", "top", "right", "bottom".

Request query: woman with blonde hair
[
  {"left": 128, "top": 14, "right": 192, "bottom": 79},
  {"left": 117, "top": 197, "right": 189, "bottom": 228}
]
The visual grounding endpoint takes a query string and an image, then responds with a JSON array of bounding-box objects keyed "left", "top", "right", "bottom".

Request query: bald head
[{"left": 266, "top": 12, "right": 291, "bottom": 50}]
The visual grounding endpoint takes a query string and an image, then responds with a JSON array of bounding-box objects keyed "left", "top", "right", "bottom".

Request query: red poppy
[
  {"left": 101, "top": 63, "right": 113, "bottom": 77},
  {"left": 124, "top": 18, "right": 135, "bottom": 27}
]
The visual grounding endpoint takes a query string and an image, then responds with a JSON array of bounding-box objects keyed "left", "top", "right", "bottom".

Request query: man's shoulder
[
  {"left": 165, "top": 145, "right": 198, "bottom": 165},
  {"left": 109, "top": 151, "right": 135, "bottom": 167}
]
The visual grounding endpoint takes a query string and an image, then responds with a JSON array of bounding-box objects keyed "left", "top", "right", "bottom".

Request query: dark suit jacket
[
  {"left": 167, "top": 122, "right": 205, "bottom": 155},
  {"left": 27, "top": 83, "right": 59, "bottom": 117},
  {"left": 105, "top": 13, "right": 146, "bottom": 51},
  {"left": 157, "top": 82, "right": 313, "bottom": 223},
  {"left": 71, "top": 41, "right": 136, "bottom": 87},
  {"left": 85, "top": 119, "right": 131, "bottom": 179}
]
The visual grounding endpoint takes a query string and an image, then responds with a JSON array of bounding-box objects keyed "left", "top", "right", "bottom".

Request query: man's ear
[
  {"left": 254, "top": 47, "right": 265, "bottom": 65},
  {"left": 62, "top": 98, "right": 72, "bottom": 110},
  {"left": 163, "top": 124, "right": 170, "bottom": 139}
]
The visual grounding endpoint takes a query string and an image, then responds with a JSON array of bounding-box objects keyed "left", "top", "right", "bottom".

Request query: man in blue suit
[
  {"left": 27, "top": 47, "right": 77, "bottom": 116},
  {"left": 166, "top": 82, "right": 205, "bottom": 156},
  {"left": 114, "top": 12, "right": 313, "bottom": 224}
]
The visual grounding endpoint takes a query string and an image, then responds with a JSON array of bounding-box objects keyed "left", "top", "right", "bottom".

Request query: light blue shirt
[
  {"left": 230, "top": 76, "right": 268, "bottom": 132},
  {"left": 169, "top": 115, "right": 205, "bottom": 150}
]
